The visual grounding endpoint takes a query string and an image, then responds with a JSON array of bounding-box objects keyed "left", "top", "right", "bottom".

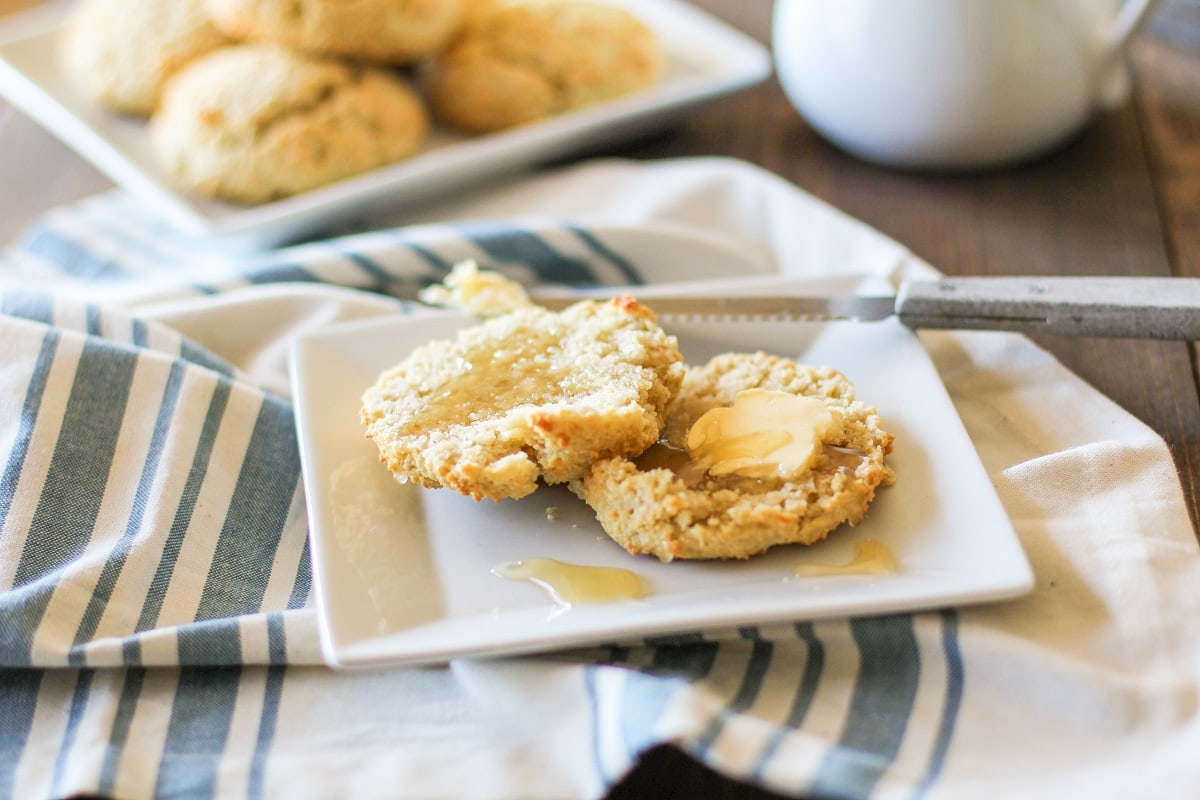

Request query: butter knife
[{"left": 539, "top": 277, "right": 1200, "bottom": 339}]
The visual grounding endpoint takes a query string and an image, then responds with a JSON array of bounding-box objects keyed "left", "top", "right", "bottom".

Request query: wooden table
[{"left": 1, "top": 3, "right": 1197, "bottom": 798}]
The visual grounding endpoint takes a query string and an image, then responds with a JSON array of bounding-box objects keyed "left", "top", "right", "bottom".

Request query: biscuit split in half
[
  {"left": 361, "top": 297, "right": 685, "bottom": 502},
  {"left": 569, "top": 352, "right": 895, "bottom": 561},
  {"left": 362, "top": 287, "right": 894, "bottom": 560}
]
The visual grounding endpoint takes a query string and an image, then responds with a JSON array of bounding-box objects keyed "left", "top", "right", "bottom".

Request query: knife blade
[{"left": 536, "top": 277, "right": 1200, "bottom": 340}]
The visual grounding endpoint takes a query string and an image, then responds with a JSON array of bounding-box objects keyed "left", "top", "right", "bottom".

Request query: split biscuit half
[
  {"left": 570, "top": 351, "right": 895, "bottom": 561},
  {"left": 361, "top": 297, "right": 685, "bottom": 502}
]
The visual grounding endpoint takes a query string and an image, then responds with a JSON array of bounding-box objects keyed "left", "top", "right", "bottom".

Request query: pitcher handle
[
  {"left": 1093, "top": 0, "right": 1160, "bottom": 108},
  {"left": 1104, "top": 0, "right": 1160, "bottom": 59}
]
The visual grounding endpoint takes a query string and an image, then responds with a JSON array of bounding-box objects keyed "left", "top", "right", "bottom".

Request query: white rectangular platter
[
  {"left": 290, "top": 308, "right": 1033, "bottom": 668},
  {"left": 0, "top": 0, "right": 771, "bottom": 250}
]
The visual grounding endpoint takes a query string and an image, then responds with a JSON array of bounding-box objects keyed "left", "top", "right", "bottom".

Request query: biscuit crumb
[{"left": 418, "top": 260, "right": 535, "bottom": 317}]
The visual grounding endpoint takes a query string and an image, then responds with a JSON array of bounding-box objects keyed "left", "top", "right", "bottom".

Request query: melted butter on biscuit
[
  {"left": 686, "top": 389, "right": 838, "bottom": 480},
  {"left": 418, "top": 260, "right": 534, "bottom": 317}
]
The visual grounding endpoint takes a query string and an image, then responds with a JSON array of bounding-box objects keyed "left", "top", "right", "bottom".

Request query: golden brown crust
[
  {"left": 427, "top": 0, "right": 663, "bottom": 133},
  {"left": 58, "top": 0, "right": 228, "bottom": 116},
  {"left": 204, "top": 0, "right": 466, "bottom": 63},
  {"left": 149, "top": 44, "right": 428, "bottom": 203},
  {"left": 361, "top": 298, "right": 685, "bottom": 502},
  {"left": 570, "top": 352, "right": 895, "bottom": 561}
]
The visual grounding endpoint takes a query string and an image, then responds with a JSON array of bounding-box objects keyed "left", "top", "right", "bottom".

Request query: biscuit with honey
[
  {"left": 570, "top": 351, "right": 895, "bottom": 561},
  {"left": 426, "top": 0, "right": 663, "bottom": 133},
  {"left": 149, "top": 44, "right": 428, "bottom": 203},
  {"left": 361, "top": 297, "right": 685, "bottom": 502}
]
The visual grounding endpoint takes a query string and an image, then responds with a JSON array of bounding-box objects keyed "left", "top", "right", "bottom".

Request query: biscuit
[
  {"left": 427, "top": 0, "right": 663, "bottom": 133},
  {"left": 58, "top": 0, "right": 227, "bottom": 116},
  {"left": 570, "top": 352, "right": 895, "bottom": 561},
  {"left": 361, "top": 297, "right": 685, "bottom": 502},
  {"left": 417, "top": 260, "right": 537, "bottom": 317},
  {"left": 149, "top": 44, "right": 428, "bottom": 203},
  {"left": 204, "top": 0, "right": 465, "bottom": 64}
]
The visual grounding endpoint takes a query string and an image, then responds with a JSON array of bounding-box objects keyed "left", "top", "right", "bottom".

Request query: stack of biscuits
[{"left": 58, "top": 0, "right": 663, "bottom": 204}]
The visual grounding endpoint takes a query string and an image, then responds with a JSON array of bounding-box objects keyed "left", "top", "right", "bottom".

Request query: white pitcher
[{"left": 772, "top": 0, "right": 1160, "bottom": 169}]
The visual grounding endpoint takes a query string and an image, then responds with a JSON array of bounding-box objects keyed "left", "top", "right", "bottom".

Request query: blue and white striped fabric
[{"left": 2, "top": 158, "right": 1199, "bottom": 800}]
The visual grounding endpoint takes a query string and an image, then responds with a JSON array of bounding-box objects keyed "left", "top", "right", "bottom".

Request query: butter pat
[{"left": 686, "top": 389, "right": 838, "bottom": 479}]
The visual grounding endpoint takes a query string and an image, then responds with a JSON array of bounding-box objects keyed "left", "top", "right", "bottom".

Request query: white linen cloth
[{"left": 1, "top": 157, "right": 1198, "bottom": 799}]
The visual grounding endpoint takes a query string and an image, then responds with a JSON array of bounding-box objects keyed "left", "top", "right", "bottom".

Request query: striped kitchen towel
[{"left": 2, "top": 157, "right": 1199, "bottom": 800}]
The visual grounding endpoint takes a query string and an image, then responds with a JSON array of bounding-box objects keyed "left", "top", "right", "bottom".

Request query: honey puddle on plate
[
  {"left": 493, "top": 557, "right": 647, "bottom": 606},
  {"left": 494, "top": 540, "right": 897, "bottom": 609},
  {"left": 793, "top": 539, "right": 898, "bottom": 577}
]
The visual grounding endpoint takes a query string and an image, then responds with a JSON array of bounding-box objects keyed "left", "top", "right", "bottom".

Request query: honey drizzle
[
  {"left": 793, "top": 539, "right": 898, "bottom": 577},
  {"left": 634, "top": 440, "right": 709, "bottom": 486},
  {"left": 416, "top": 329, "right": 566, "bottom": 428},
  {"left": 493, "top": 557, "right": 647, "bottom": 606}
]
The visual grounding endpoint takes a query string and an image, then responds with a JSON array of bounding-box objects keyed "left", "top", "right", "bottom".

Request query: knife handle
[{"left": 895, "top": 277, "right": 1200, "bottom": 339}]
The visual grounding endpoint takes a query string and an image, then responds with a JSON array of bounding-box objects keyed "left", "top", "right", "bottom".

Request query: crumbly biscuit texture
[
  {"left": 58, "top": 0, "right": 227, "bottom": 116},
  {"left": 570, "top": 352, "right": 895, "bottom": 561},
  {"left": 204, "top": 0, "right": 465, "bottom": 63},
  {"left": 361, "top": 297, "right": 685, "bottom": 502},
  {"left": 428, "top": 0, "right": 663, "bottom": 133},
  {"left": 417, "top": 260, "right": 536, "bottom": 317},
  {"left": 149, "top": 44, "right": 428, "bottom": 203}
]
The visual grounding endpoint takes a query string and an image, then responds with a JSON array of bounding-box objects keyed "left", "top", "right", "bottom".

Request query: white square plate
[
  {"left": 290, "top": 302, "right": 1033, "bottom": 668},
  {"left": 0, "top": 0, "right": 770, "bottom": 250}
]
